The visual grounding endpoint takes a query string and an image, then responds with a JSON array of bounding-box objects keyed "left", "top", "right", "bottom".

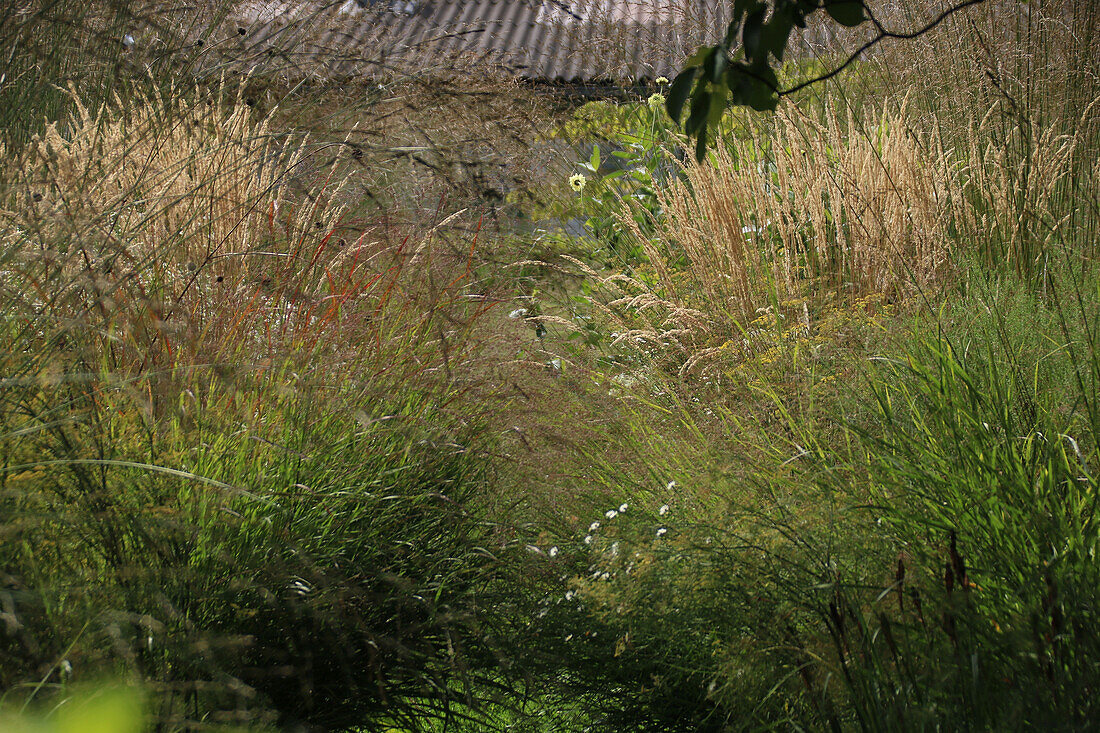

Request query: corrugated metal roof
[{"left": 226, "top": 1, "right": 731, "bottom": 83}]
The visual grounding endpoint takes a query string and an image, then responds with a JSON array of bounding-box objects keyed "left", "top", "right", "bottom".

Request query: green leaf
[
  {"left": 733, "top": 0, "right": 758, "bottom": 19},
  {"left": 666, "top": 67, "right": 697, "bottom": 123},
  {"left": 695, "top": 130, "right": 708, "bottom": 163},
  {"left": 824, "top": 0, "right": 866, "bottom": 27},
  {"left": 761, "top": 7, "right": 796, "bottom": 61},
  {"left": 743, "top": 84, "right": 777, "bottom": 112},
  {"left": 755, "top": 62, "right": 779, "bottom": 92},
  {"left": 685, "top": 85, "right": 712, "bottom": 137},
  {"left": 723, "top": 17, "right": 741, "bottom": 48},
  {"left": 590, "top": 144, "right": 600, "bottom": 171},
  {"left": 56, "top": 687, "right": 146, "bottom": 733},
  {"left": 728, "top": 64, "right": 778, "bottom": 112},
  {"left": 742, "top": 6, "right": 767, "bottom": 62},
  {"left": 707, "top": 82, "right": 729, "bottom": 129},
  {"left": 703, "top": 45, "right": 728, "bottom": 83},
  {"left": 683, "top": 46, "right": 713, "bottom": 68}
]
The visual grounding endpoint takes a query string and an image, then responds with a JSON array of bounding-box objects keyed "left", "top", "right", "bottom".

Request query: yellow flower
[
  {"left": 569, "top": 173, "right": 587, "bottom": 192},
  {"left": 648, "top": 92, "right": 665, "bottom": 110},
  {"left": 655, "top": 76, "right": 669, "bottom": 85}
]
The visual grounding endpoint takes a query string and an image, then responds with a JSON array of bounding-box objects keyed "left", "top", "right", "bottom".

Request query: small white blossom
[
  {"left": 599, "top": 572, "right": 610, "bottom": 581},
  {"left": 508, "top": 307, "right": 528, "bottom": 319},
  {"left": 549, "top": 546, "right": 559, "bottom": 557},
  {"left": 666, "top": 480, "right": 676, "bottom": 491},
  {"left": 584, "top": 535, "right": 593, "bottom": 545},
  {"left": 610, "top": 542, "right": 619, "bottom": 557},
  {"left": 605, "top": 509, "right": 618, "bottom": 519},
  {"left": 656, "top": 527, "right": 668, "bottom": 537},
  {"left": 589, "top": 521, "right": 600, "bottom": 532},
  {"left": 659, "top": 504, "right": 670, "bottom": 516},
  {"left": 619, "top": 503, "right": 629, "bottom": 513}
]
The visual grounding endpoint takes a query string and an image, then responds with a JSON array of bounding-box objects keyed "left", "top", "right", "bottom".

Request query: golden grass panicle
[{"left": 599, "top": 101, "right": 965, "bottom": 376}]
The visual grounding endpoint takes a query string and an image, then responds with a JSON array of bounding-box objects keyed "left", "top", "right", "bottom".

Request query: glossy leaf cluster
[{"left": 667, "top": 0, "right": 866, "bottom": 160}]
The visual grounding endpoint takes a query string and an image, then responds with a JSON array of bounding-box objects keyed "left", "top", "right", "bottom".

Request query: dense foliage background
[{"left": 2, "top": 1, "right": 1098, "bottom": 730}]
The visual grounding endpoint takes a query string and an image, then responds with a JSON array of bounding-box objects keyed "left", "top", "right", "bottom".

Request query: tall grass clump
[
  {"left": 0, "top": 71, "right": 540, "bottom": 728},
  {"left": 559, "top": 1, "right": 1100, "bottom": 382},
  {"left": 865, "top": 0, "right": 1100, "bottom": 279},
  {"left": 569, "top": 102, "right": 959, "bottom": 377},
  {"left": 525, "top": 274, "right": 1100, "bottom": 730},
  {"left": 786, "top": 273, "right": 1100, "bottom": 728},
  {"left": 522, "top": 2, "right": 1100, "bottom": 729},
  {"left": 0, "top": 1, "right": 203, "bottom": 148},
  {"left": 2, "top": 80, "right": 352, "bottom": 374}
]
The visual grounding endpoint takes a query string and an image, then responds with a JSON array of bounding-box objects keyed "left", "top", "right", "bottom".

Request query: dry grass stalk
[
  {"left": 593, "top": 102, "right": 961, "bottom": 374},
  {"left": 957, "top": 100, "right": 1098, "bottom": 270},
  {"left": 0, "top": 79, "right": 397, "bottom": 376}
]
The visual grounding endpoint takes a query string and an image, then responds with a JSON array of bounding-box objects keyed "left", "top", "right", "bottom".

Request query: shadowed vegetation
[{"left": 2, "top": 0, "right": 1099, "bottom": 730}]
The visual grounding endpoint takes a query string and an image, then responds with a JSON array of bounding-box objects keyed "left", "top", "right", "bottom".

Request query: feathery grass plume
[
  {"left": 583, "top": 101, "right": 961, "bottom": 376},
  {"left": 956, "top": 99, "right": 1100, "bottom": 274},
  {"left": 0, "top": 76, "right": 362, "bottom": 378},
  {"left": 0, "top": 57, "right": 535, "bottom": 729},
  {"left": 854, "top": 0, "right": 1100, "bottom": 280},
  {"left": 0, "top": 0, "right": 217, "bottom": 148}
]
